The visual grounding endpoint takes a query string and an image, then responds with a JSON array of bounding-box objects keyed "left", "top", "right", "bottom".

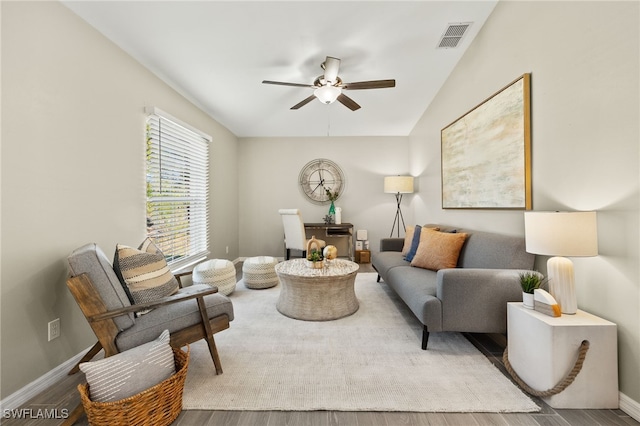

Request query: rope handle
[{"left": 503, "top": 340, "right": 590, "bottom": 398}]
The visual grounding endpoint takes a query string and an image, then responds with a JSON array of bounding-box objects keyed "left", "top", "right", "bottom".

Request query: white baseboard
[
  {"left": 620, "top": 392, "right": 640, "bottom": 422},
  {"left": 0, "top": 346, "right": 96, "bottom": 411}
]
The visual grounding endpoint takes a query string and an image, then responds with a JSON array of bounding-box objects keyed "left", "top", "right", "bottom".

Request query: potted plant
[
  {"left": 307, "top": 250, "right": 324, "bottom": 269},
  {"left": 325, "top": 188, "right": 339, "bottom": 217},
  {"left": 519, "top": 271, "right": 547, "bottom": 309}
]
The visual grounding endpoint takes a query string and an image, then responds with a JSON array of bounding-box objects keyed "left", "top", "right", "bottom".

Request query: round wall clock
[{"left": 298, "top": 158, "right": 345, "bottom": 204}]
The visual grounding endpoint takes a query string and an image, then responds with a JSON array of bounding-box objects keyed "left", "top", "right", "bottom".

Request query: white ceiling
[{"left": 62, "top": 1, "right": 497, "bottom": 138}]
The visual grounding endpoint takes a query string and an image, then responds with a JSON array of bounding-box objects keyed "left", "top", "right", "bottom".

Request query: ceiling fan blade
[
  {"left": 342, "top": 79, "right": 396, "bottom": 90},
  {"left": 262, "top": 80, "right": 315, "bottom": 88},
  {"left": 290, "top": 95, "right": 317, "bottom": 110},
  {"left": 337, "top": 93, "right": 361, "bottom": 111},
  {"left": 322, "top": 56, "right": 341, "bottom": 84}
]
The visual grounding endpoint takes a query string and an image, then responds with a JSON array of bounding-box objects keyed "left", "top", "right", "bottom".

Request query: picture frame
[{"left": 441, "top": 73, "right": 532, "bottom": 209}]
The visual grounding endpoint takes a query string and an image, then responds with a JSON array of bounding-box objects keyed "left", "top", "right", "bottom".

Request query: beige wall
[
  {"left": 0, "top": 1, "right": 239, "bottom": 398},
  {"left": 410, "top": 0, "right": 639, "bottom": 404},
  {"left": 238, "top": 136, "right": 411, "bottom": 258}
]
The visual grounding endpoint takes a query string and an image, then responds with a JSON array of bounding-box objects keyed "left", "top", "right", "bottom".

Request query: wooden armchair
[{"left": 63, "top": 243, "right": 234, "bottom": 424}]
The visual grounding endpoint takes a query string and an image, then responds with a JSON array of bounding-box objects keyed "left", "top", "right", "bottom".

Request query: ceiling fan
[{"left": 262, "top": 56, "right": 395, "bottom": 111}]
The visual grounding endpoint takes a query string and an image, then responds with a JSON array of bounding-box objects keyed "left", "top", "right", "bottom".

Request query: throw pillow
[
  {"left": 113, "top": 238, "right": 179, "bottom": 311},
  {"left": 401, "top": 226, "right": 416, "bottom": 256},
  {"left": 79, "top": 330, "right": 176, "bottom": 402},
  {"left": 410, "top": 228, "right": 468, "bottom": 271},
  {"left": 404, "top": 225, "right": 422, "bottom": 262}
]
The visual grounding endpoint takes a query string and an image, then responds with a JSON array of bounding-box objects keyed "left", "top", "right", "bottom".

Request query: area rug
[{"left": 182, "top": 272, "right": 539, "bottom": 412}]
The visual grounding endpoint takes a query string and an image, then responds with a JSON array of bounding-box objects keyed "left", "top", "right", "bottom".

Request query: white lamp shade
[
  {"left": 314, "top": 85, "right": 341, "bottom": 104},
  {"left": 524, "top": 211, "right": 598, "bottom": 257},
  {"left": 384, "top": 176, "right": 414, "bottom": 194}
]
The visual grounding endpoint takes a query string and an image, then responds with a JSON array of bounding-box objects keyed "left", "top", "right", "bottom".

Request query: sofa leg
[
  {"left": 376, "top": 274, "right": 381, "bottom": 282},
  {"left": 422, "top": 326, "right": 430, "bottom": 350}
]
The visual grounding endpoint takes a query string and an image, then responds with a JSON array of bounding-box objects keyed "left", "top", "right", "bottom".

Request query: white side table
[{"left": 507, "top": 302, "right": 618, "bottom": 408}]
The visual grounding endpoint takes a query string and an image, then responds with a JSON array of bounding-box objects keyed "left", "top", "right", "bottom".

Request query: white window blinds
[{"left": 146, "top": 109, "right": 210, "bottom": 270}]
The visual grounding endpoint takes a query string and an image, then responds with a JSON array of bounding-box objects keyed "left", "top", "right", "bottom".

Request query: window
[{"left": 146, "top": 108, "right": 211, "bottom": 270}]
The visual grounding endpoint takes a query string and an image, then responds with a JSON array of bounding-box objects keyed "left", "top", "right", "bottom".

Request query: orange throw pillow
[{"left": 410, "top": 228, "right": 468, "bottom": 271}]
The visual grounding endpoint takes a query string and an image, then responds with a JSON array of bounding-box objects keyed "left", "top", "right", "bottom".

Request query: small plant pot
[
  {"left": 522, "top": 292, "right": 534, "bottom": 309},
  {"left": 307, "top": 260, "right": 324, "bottom": 269}
]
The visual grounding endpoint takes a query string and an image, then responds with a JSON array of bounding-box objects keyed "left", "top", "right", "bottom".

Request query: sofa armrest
[
  {"left": 436, "top": 268, "right": 527, "bottom": 333},
  {"left": 380, "top": 238, "right": 404, "bottom": 252}
]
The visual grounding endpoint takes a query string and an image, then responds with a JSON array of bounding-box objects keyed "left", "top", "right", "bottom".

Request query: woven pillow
[
  {"left": 410, "top": 228, "right": 468, "bottom": 271},
  {"left": 113, "top": 238, "right": 179, "bottom": 310},
  {"left": 79, "top": 330, "right": 176, "bottom": 402}
]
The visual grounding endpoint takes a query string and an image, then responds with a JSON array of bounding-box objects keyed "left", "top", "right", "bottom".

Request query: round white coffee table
[{"left": 274, "top": 258, "right": 359, "bottom": 321}]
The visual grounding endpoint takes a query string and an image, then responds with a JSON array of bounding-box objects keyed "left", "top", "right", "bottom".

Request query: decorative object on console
[
  {"left": 524, "top": 211, "right": 598, "bottom": 314},
  {"left": 384, "top": 175, "right": 414, "bottom": 237},
  {"left": 441, "top": 73, "right": 531, "bottom": 210},
  {"left": 326, "top": 188, "right": 339, "bottom": 220}
]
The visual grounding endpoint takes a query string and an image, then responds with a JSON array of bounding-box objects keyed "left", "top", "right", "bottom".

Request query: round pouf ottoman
[
  {"left": 192, "top": 259, "right": 236, "bottom": 295},
  {"left": 242, "top": 256, "right": 279, "bottom": 289}
]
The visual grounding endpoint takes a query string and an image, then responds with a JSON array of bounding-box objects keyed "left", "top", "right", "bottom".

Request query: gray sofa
[{"left": 372, "top": 224, "right": 535, "bottom": 349}]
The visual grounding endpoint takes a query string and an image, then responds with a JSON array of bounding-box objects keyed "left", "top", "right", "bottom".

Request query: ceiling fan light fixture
[{"left": 314, "top": 85, "right": 342, "bottom": 104}]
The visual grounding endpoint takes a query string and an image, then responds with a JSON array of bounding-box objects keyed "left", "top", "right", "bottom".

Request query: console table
[
  {"left": 304, "top": 222, "right": 354, "bottom": 260},
  {"left": 507, "top": 302, "right": 618, "bottom": 408}
]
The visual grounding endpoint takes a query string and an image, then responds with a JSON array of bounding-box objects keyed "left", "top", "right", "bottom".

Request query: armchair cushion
[
  {"left": 67, "top": 243, "right": 135, "bottom": 331},
  {"left": 113, "top": 238, "right": 179, "bottom": 312},
  {"left": 115, "top": 285, "right": 234, "bottom": 352},
  {"left": 79, "top": 330, "right": 175, "bottom": 402}
]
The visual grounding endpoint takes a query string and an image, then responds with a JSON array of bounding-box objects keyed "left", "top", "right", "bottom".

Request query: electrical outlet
[
  {"left": 226, "top": 246, "right": 229, "bottom": 254},
  {"left": 48, "top": 318, "right": 60, "bottom": 341}
]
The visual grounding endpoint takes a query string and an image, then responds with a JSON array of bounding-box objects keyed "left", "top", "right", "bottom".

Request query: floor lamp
[
  {"left": 384, "top": 176, "right": 414, "bottom": 237},
  {"left": 524, "top": 211, "right": 598, "bottom": 314}
]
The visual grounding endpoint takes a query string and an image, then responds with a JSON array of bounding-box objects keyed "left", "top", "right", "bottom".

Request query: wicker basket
[{"left": 78, "top": 347, "right": 189, "bottom": 426}]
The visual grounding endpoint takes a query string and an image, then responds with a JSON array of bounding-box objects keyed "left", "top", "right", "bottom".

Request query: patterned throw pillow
[
  {"left": 113, "top": 238, "right": 179, "bottom": 312},
  {"left": 410, "top": 228, "right": 468, "bottom": 271},
  {"left": 79, "top": 330, "right": 176, "bottom": 402}
]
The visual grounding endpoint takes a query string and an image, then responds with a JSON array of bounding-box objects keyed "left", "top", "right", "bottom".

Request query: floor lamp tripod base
[{"left": 389, "top": 193, "right": 406, "bottom": 238}]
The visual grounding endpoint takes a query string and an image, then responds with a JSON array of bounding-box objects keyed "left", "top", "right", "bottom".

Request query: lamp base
[{"left": 547, "top": 256, "right": 577, "bottom": 314}]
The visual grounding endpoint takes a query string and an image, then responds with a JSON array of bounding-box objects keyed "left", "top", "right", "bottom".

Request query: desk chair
[{"left": 278, "top": 209, "right": 325, "bottom": 259}]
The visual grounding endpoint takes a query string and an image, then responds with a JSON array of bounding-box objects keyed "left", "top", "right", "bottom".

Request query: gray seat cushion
[
  {"left": 371, "top": 251, "right": 409, "bottom": 282},
  {"left": 67, "top": 243, "right": 135, "bottom": 331},
  {"left": 115, "top": 284, "right": 234, "bottom": 352}
]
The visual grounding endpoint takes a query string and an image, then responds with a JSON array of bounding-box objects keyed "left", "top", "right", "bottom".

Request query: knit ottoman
[
  {"left": 192, "top": 259, "right": 236, "bottom": 295},
  {"left": 242, "top": 256, "right": 279, "bottom": 289}
]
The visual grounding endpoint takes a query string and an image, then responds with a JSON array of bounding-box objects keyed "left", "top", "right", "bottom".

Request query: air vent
[{"left": 437, "top": 22, "right": 472, "bottom": 49}]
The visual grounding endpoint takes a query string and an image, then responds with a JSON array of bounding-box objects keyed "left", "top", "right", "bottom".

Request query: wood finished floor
[{"left": 5, "top": 262, "right": 637, "bottom": 426}]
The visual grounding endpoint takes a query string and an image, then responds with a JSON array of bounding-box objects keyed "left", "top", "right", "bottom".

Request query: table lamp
[
  {"left": 524, "top": 211, "right": 598, "bottom": 314},
  {"left": 384, "top": 176, "right": 414, "bottom": 237}
]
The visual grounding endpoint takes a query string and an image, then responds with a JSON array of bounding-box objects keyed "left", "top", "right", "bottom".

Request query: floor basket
[{"left": 78, "top": 347, "right": 189, "bottom": 426}]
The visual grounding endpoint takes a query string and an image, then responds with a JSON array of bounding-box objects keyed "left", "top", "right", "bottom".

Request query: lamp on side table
[{"left": 524, "top": 211, "right": 598, "bottom": 314}]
